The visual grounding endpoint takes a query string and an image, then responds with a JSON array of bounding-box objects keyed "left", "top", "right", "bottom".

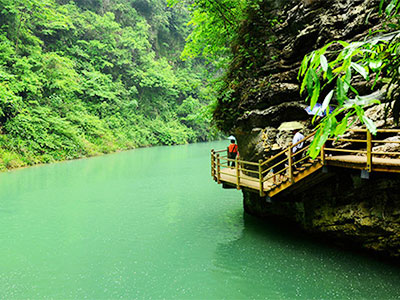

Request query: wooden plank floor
[
  {"left": 219, "top": 167, "right": 275, "bottom": 191},
  {"left": 326, "top": 155, "right": 400, "bottom": 172}
]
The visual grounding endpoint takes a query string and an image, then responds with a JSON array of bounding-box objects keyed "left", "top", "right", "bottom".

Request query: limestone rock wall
[
  {"left": 213, "top": 0, "right": 400, "bottom": 257},
  {"left": 243, "top": 169, "right": 400, "bottom": 257}
]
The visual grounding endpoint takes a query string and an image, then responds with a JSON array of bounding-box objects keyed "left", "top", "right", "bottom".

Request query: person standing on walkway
[
  {"left": 292, "top": 128, "right": 305, "bottom": 165},
  {"left": 227, "top": 136, "right": 239, "bottom": 167}
]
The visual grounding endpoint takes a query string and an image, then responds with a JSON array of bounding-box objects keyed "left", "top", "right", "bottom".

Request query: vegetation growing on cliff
[
  {"left": 299, "top": 0, "right": 400, "bottom": 157},
  {"left": 169, "top": 0, "right": 280, "bottom": 132},
  {"left": 179, "top": 0, "right": 399, "bottom": 156},
  {"left": 0, "top": 0, "right": 216, "bottom": 170}
]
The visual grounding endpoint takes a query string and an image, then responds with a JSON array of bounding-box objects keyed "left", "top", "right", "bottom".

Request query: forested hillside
[{"left": 0, "top": 0, "right": 216, "bottom": 170}]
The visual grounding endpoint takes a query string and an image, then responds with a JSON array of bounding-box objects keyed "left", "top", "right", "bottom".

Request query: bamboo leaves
[
  {"left": 297, "top": 0, "right": 400, "bottom": 158},
  {"left": 320, "top": 55, "right": 328, "bottom": 72},
  {"left": 351, "top": 62, "right": 369, "bottom": 80},
  {"left": 321, "top": 90, "right": 334, "bottom": 112}
]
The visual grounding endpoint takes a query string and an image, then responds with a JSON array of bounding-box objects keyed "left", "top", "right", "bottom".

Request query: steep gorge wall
[
  {"left": 214, "top": 0, "right": 400, "bottom": 257},
  {"left": 243, "top": 169, "right": 400, "bottom": 256}
]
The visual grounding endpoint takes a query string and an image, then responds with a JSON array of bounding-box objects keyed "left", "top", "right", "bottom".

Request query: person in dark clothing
[{"left": 227, "top": 139, "right": 239, "bottom": 167}]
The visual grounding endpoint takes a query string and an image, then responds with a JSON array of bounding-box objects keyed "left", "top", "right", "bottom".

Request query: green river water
[{"left": 0, "top": 140, "right": 400, "bottom": 299}]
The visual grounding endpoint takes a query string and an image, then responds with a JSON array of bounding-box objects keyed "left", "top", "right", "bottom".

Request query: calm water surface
[{"left": 0, "top": 141, "right": 399, "bottom": 299}]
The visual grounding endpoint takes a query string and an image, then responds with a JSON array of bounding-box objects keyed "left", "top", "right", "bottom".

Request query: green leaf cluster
[{"left": 299, "top": 0, "right": 400, "bottom": 158}]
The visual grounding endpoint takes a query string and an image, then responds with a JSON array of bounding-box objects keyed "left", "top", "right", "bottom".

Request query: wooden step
[{"left": 301, "top": 163, "right": 312, "bottom": 168}]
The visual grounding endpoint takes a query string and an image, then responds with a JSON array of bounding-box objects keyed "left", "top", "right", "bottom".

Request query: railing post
[
  {"left": 236, "top": 157, "right": 240, "bottom": 190},
  {"left": 216, "top": 154, "right": 221, "bottom": 184},
  {"left": 211, "top": 150, "right": 215, "bottom": 180},
  {"left": 259, "top": 159, "right": 265, "bottom": 197},
  {"left": 320, "top": 145, "right": 325, "bottom": 165},
  {"left": 288, "top": 147, "right": 294, "bottom": 183},
  {"left": 367, "top": 130, "right": 372, "bottom": 172}
]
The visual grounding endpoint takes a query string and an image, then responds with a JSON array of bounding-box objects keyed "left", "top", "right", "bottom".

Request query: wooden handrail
[
  {"left": 293, "top": 155, "right": 310, "bottom": 167},
  {"left": 348, "top": 128, "right": 400, "bottom": 133},
  {"left": 261, "top": 147, "right": 288, "bottom": 167},
  {"left": 291, "top": 144, "right": 310, "bottom": 157},
  {"left": 219, "top": 155, "right": 259, "bottom": 166},
  {"left": 347, "top": 129, "right": 368, "bottom": 132},
  {"left": 264, "top": 166, "right": 289, "bottom": 179},
  {"left": 324, "top": 148, "right": 367, "bottom": 154},
  {"left": 376, "top": 129, "right": 400, "bottom": 133},
  {"left": 237, "top": 159, "right": 260, "bottom": 166},
  {"left": 372, "top": 151, "right": 400, "bottom": 155},
  {"left": 372, "top": 140, "right": 400, "bottom": 144},
  {"left": 214, "top": 149, "right": 226, "bottom": 153},
  {"left": 212, "top": 127, "right": 400, "bottom": 196},
  {"left": 288, "top": 147, "right": 294, "bottom": 183},
  {"left": 261, "top": 131, "right": 316, "bottom": 167},
  {"left": 327, "top": 138, "right": 366, "bottom": 143},
  {"left": 258, "top": 160, "right": 265, "bottom": 196},
  {"left": 262, "top": 159, "right": 288, "bottom": 175}
]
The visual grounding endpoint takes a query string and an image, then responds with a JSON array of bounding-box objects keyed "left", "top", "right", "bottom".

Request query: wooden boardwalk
[
  {"left": 219, "top": 167, "right": 275, "bottom": 190},
  {"left": 325, "top": 155, "right": 400, "bottom": 173},
  {"left": 212, "top": 129, "right": 400, "bottom": 198}
]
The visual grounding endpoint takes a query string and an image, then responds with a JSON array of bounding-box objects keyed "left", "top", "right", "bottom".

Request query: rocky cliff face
[
  {"left": 213, "top": 0, "right": 400, "bottom": 257},
  {"left": 243, "top": 168, "right": 400, "bottom": 257},
  {"left": 215, "top": 0, "right": 384, "bottom": 162}
]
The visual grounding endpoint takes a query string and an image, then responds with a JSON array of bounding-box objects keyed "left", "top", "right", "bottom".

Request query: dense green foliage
[
  {"left": 168, "top": 0, "right": 271, "bottom": 132},
  {"left": 167, "top": 0, "right": 251, "bottom": 64},
  {"left": 0, "top": 0, "right": 217, "bottom": 170},
  {"left": 299, "top": 0, "right": 400, "bottom": 158}
]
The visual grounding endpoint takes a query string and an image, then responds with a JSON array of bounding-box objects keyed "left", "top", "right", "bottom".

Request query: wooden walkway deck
[
  {"left": 212, "top": 129, "right": 400, "bottom": 198},
  {"left": 325, "top": 155, "right": 400, "bottom": 173}
]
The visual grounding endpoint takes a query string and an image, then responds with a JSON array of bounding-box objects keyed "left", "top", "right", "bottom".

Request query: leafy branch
[{"left": 299, "top": 0, "right": 400, "bottom": 158}]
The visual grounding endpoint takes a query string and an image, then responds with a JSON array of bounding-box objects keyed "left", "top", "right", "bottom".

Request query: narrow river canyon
[{"left": 0, "top": 141, "right": 399, "bottom": 299}]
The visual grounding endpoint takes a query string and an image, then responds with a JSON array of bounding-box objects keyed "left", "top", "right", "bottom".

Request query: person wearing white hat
[
  {"left": 292, "top": 128, "right": 305, "bottom": 167},
  {"left": 292, "top": 128, "right": 305, "bottom": 154},
  {"left": 227, "top": 136, "right": 239, "bottom": 167}
]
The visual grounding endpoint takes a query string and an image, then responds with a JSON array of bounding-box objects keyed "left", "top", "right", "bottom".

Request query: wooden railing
[
  {"left": 325, "top": 129, "right": 400, "bottom": 172},
  {"left": 211, "top": 132, "right": 317, "bottom": 196},
  {"left": 211, "top": 128, "right": 400, "bottom": 197}
]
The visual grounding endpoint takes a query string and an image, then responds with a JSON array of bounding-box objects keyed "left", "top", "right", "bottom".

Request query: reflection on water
[
  {"left": 214, "top": 214, "right": 400, "bottom": 299},
  {"left": 0, "top": 141, "right": 399, "bottom": 299}
]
